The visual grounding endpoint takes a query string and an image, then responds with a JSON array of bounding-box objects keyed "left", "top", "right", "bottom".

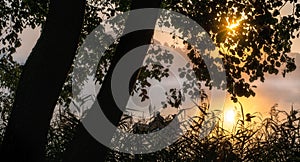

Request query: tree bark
[
  {"left": 0, "top": 0, "right": 85, "bottom": 161},
  {"left": 63, "top": 0, "right": 162, "bottom": 161}
]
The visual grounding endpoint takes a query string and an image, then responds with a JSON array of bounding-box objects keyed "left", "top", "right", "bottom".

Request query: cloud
[{"left": 247, "top": 53, "right": 300, "bottom": 112}]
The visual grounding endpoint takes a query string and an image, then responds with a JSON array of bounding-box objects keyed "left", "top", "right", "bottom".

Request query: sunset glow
[
  {"left": 227, "top": 22, "right": 240, "bottom": 30},
  {"left": 224, "top": 109, "right": 235, "bottom": 123},
  {"left": 226, "top": 20, "right": 241, "bottom": 30}
]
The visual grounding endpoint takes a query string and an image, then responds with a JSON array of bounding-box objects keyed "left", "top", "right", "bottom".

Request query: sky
[
  {"left": 153, "top": 30, "right": 300, "bottom": 119},
  {"left": 12, "top": 4, "right": 300, "bottom": 120}
]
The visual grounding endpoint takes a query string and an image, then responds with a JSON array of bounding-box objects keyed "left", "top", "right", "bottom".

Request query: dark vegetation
[
  {"left": 1, "top": 0, "right": 300, "bottom": 161},
  {"left": 2, "top": 94, "right": 300, "bottom": 161}
]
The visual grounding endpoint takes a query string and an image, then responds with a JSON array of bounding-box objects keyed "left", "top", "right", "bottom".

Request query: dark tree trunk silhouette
[
  {"left": 63, "top": 0, "right": 162, "bottom": 161},
  {"left": 0, "top": 0, "right": 85, "bottom": 161}
]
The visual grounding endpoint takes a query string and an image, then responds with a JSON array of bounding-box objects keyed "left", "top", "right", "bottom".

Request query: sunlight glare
[
  {"left": 227, "top": 21, "right": 240, "bottom": 30},
  {"left": 224, "top": 109, "right": 235, "bottom": 123}
]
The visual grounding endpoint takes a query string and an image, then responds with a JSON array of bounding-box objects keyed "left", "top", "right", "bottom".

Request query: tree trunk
[
  {"left": 0, "top": 0, "right": 85, "bottom": 161},
  {"left": 63, "top": 0, "right": 162, "bottom": 161}
]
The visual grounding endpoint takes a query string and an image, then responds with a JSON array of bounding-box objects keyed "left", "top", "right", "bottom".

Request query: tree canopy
[
  {"left": 1, "top": 0, "right": 299, "bottom": 102},
  {"left": 0, "top": 0, "right": 300, "bottom": 160}
]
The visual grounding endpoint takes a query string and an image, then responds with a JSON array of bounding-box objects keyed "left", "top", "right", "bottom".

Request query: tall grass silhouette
[
  {"left": 1, "top": 101, "right": 299, "bottom": 161},
  {"left": 106, "top": 103, "right": 300, "bottom": 161}
]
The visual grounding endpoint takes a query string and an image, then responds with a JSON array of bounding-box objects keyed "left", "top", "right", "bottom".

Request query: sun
[
  {"left": 227, "top": 22, "right": 240, "bottom": 30},
  {"left": 226, "top": 17, "right": 243, "bottom": 31},
  {"left": 224, "top": 109, "right": 236, "bottom": 123},
  {"left": 226, "top": 20, "right": 241, "bottom": 30}
]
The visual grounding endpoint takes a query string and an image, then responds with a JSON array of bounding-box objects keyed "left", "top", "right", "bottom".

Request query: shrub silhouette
[{"left": 1, "top": 100, "right": 300, "bottom": 161}]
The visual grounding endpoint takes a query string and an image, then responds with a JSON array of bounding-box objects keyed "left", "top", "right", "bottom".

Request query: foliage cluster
[
  {"left": 106, "top": 104, "right": 300, "bottom": 162},
  {"left": 1, "top": 0, "right": 300, "bottom": 161}
]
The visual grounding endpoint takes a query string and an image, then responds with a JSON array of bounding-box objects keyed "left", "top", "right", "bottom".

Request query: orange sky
[
  {"left": 13, "top": 5, "right": 300, "bottom": 120},
  {"left": 153, "top": 30, "right": 300, "bottom": 118}
]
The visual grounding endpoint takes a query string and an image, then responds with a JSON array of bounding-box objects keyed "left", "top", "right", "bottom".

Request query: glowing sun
[
  {"left": 226, "top": 18, "right": 242, "bottom": 31},
  {"left": 227, "top": 23, "right": 239, "bottom": 30},
  {"left": 224, "top": 109, "right": 235, "bottom": 123}
]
